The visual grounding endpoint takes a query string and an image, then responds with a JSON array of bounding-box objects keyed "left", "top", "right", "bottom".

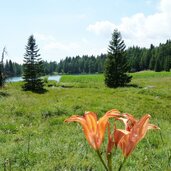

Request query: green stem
[
  {"left": 107, "top": 153, "right": 112, "bottom": 171},
  {"left": 118, "top": 157, "right": 127, "bottom": 171},
  {"left": 157, "top": 122, "right": 164, "bottom": 145},
  {"left": 96, "top": 150, "right": 109, "bottom": 171}
]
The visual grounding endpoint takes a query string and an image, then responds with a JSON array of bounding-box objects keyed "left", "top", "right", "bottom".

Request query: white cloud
[
  {"left": 87, "top": 0, "right": 171, "bottom": 48},
  {"left": 159, "top": 0, "right": 171, "bottom": 13},
  {"left": 87, "top": 21, "right": 115, "bottom": 36}
]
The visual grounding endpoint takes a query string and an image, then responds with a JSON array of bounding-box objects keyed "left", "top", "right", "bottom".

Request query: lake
[{"left": 6, "top": 75, "right": 61, "bottom": 82}]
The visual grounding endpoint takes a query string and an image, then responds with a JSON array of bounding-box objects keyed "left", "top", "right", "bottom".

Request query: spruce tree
[
  {"left": 104, "top": 29, "right": 132, "bottom": 88},
  {"left": 149, "top": 56, "right": 155, "bottom": 70},
  {"left": 154, "top": 57, "right": 162, "bottom": 72},
  {"left": 22, "top": 35, "right": 45, "bottom": 92},
  {"left": 9, "top": 60, "right": 15, "bottom": 76},
  {"left": 164, "top": 56, "right": 171, "bottom": 72}
]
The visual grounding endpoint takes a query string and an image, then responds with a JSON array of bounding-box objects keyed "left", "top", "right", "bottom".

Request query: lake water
[{"left": 6, "top": 75, "right": 61, "bottom": 82}]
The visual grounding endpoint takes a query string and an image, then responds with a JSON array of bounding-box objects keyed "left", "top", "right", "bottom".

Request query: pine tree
[
  {"left": 22, "top": 35, "right": 45, "bottom": 92},
  {"left": 149, "top": 56, "right": 155, "bottom": 70},
  {"left": 154, "top": 57, "right": 162, "bottom": 72},
  {"left": 164, "top": 56, "right": 171, "bottom": 72},
  {"left": 9, "top": 60, "right": 15, "bottom": 76},
  {"left": 104, "top": 29, "right": 132, "bottom": 88}
]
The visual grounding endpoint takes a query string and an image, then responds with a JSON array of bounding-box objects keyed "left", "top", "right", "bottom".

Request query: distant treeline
[
  {"left": 127, "top": 40, "right": 171, "bottom": 72},
  {"left": 4, "top": 60, "right": 22, "bottom": 77},
  {"left": 4, "top": 39, "right": 171, "bottom": 77},
  {"left": 57, "top": 40, "right": 171, "bottom": 74},
  {"left": 57, "top": 54, "right": 106, "bottom": 74}
]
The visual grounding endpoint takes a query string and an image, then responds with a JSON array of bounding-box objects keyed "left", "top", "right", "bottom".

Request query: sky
[{"left": 1, "top": 0, "right": 171, "bottom": 63}]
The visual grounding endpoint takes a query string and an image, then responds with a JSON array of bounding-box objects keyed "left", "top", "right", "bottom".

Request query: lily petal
[
  {"left": 65, "top": 115, "right": 96, "bottom": 148},
  {"left": 84, "top": 111, "right": 97, "bottom": 133},
  {"left": 148, "top": 123, "right": 160, "bottom": 130},
  {"left": 105, "top": 109, "right": 121, "bottom": 118},
  {"left": 117, "top": 113, "right": 137, "bottom": 131},
  {"left": 114, "top": 129, "right": 129, "bottom": 147}
]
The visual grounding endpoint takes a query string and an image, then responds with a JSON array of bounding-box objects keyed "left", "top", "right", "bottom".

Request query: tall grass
[{"left": 0, "top": 71, "right": 170, "bottom": 170}]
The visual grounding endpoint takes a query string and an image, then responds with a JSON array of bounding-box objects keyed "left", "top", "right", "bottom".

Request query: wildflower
[
  {"left": 117, "top": 113, "right": 159, "bottom": 131},
  {"left": 65, "top": 109, "right": 120, "bottom": 150},
  {"left": 116, "top": 114, "right": 160, "bottom": 157}
]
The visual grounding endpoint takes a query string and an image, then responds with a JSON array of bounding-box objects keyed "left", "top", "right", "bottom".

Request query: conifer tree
[
  {"left": 104, "top": 29, "right": 132, "bottom": 88},
  {"left": 154, "top": 57, "right": 162, "bottom": 72},
  {"left": 9, "top": 60, "right": 15, "bottom": 76},
  {"left": 164, "top": 56, "right": 171, "bottom": 71},
  {"left": 149, "top": 56, "right": 155, "bottom": 70},
  {"left": 22, "top": 35, "right": 45, "bottom": 92}
]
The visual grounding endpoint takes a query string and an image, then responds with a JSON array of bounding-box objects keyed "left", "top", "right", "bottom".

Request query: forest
[
  {"left": 3, "top": 39, "right": 171, "bottom": 78},
  {"left": 56, "top": 40, "right": 171, "bottom": 74}
]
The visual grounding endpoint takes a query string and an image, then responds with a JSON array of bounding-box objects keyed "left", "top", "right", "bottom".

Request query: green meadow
[{"left": 0, "top": 71, "right": 171, "bottom": 170}]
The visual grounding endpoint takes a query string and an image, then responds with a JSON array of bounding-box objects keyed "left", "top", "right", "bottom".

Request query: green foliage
[
  {"left": 22, "top": 35, "right": 45, "bottom": 93},
  {"left": 104, "top": 29, "right": 132, "bottom": 88},
  {"left": 0, "top": 72, "right": 170, "bottom": 170}
]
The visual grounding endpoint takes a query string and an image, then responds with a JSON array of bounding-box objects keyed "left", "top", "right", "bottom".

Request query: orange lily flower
[
  {"left": 107, "top": 113, "right": 136, "bottom": 154},
  {"left": 117, "top": 113, "right": 137, "bottom": 131},
  {"left": 107, "top": 124, "right": 129, "bottom": 154},
  {"left": 65, "top": 109, "right": 120, "bottom": 150},
  {"left": 118, "top": 113, "right": 159, "bottom": 131},
  {"left": 115, "top": 114, "right": 160, "bottom": 157}
]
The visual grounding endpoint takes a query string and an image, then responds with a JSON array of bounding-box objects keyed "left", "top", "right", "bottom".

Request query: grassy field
[{"left": 0, "top": 71, "right": 171, "bottom": 170}]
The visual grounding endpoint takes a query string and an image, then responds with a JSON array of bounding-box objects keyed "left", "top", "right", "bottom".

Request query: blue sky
[{"left": 1, "top": 0, "right": 171, "bottom": 63}]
